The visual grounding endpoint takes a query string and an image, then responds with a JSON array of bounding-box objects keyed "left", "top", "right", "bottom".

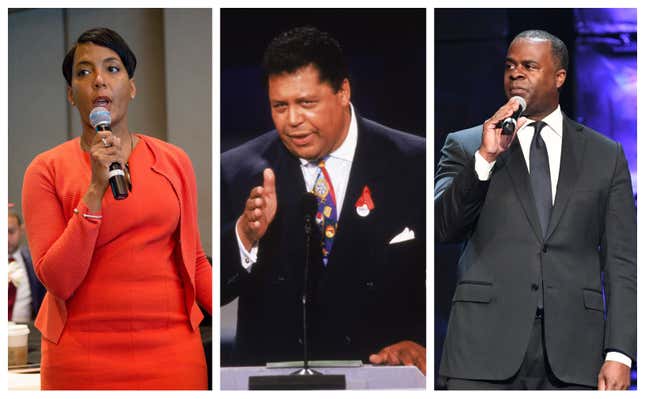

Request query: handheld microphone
[
  {"left": 501, "top": 96, "right": 526, "bottom": 135},
  {"left": 89, "top": 107, "right": 129, "bottom": 200}
]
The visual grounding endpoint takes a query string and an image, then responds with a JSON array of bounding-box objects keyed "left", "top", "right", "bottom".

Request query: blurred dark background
[{"left": 434, "top": 8, "right": 637, "bottom": 389}]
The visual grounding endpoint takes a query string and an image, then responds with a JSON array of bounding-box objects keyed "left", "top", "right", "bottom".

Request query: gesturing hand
[
  {"left": 369, "top": 340, "right": 426, "bottom": 375},
  {"left": 237, "top": 168, "right": 278, "bottom": 251}
]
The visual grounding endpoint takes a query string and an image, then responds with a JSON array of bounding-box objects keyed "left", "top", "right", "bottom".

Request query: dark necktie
[
  {"left": 529, "top": 121, "right": 552, "bottom": 238},
  {"left": 312, "top": 158, "right": 338, "bottom": 267},
  {"left": 8, "top": 256, "right": 17, "bottom": 321}
]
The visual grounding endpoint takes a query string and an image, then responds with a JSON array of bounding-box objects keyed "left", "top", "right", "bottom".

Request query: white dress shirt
[
  {"left": 473, "top": 105, "right": 631, "bottom": 369},
  {"left": 236, "top": 103, "right": 358, "bottom": 270}
]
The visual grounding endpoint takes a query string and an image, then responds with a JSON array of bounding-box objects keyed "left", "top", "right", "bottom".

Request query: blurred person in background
[{"left": 8, "top": 204, "right": 45, "bottom": 323}]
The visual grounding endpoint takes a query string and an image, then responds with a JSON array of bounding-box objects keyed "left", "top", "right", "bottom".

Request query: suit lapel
[
  {"left": 545, "top": 116, "right": 585, "bottom": 240},
  {"left": 327, "top": 115, "right": 385, "bottom": 268},
  {"left": 498, "top": 137, "right": 544, "bottom": 241}
]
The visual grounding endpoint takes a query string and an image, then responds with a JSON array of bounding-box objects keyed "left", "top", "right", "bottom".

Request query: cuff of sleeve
[
  {"left": 605, "top": 351, "right": 632, "bottom": 368},
  {"left": 474, "top": 150, "right": 496, "bottom": 181},
  {"left": 235, "top": 221, "right": 258, "bottom": 271},
  {"left": 74, "top": 202, "right": 102, "bottom": 223}
]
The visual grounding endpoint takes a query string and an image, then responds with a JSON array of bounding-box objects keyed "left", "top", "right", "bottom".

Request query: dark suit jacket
[
  {"left": 20, "top": 245, "right": 46, "bottom": 319},
  {"left": 222, "top": 114, "right": 426, "bottom": 365},
  {"left": 435, "top": 114, "right": 636, "bottom": 387}
]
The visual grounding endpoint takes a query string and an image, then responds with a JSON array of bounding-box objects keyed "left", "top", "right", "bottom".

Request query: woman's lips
[{"left": 92, "top": 97, "right": 111, "bottom": 108}]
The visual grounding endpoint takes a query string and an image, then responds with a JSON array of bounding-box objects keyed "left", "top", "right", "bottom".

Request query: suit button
[
  {"left": 531, "top": 283, "right": 539, "bottom": 291},
  {"left": 344, "top": 336, "right": 352, "bottom": 344},
  {"left": 542, "top": 245, "right": 548, "bottom": 253}
]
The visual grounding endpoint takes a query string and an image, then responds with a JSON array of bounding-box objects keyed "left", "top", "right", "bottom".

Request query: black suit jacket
[
  {"left": 435, "top": 114, "right": 636, "bottom": 387},
  {"left": 20, "top": 245, "right": 46, "bottom": 319},
  {"left": 222, "top": 114, "right": 426, "bottom": 365}
]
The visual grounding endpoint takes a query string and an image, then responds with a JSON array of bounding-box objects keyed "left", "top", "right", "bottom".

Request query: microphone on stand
[
  {"left": 302, "top": 192, "right": 317, "bottom": 235},
  {"left": 89, "top": 107, "right": 129, "bottom": 200},
  {"left": 247, "top": 192, "right": 346, "bottom": 389},
  {"left": 293, "top": 192, "right": 320, "bottom": 376}
]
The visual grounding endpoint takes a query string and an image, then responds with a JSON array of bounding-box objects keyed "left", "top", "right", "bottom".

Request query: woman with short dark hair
[{"left": 22, "top": 27, "right": 212, "bottom": 389}]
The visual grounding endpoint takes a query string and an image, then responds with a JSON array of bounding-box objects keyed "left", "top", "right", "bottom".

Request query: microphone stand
[
  {"left": 292, "top": 210, "right": 321, "bottom": 376},
  {"left": 247, "top": 193, "right": 345, "bottom": 389}
]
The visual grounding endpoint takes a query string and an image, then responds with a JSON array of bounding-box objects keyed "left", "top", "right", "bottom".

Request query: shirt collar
[
  {"left": 299, "top": 103, "right": 357, "bottom": 166},
  {"left": 521, "top": 104, "right": 563, "bottom": 137},
  {"left": 9, "top": 248, "right": 22, "bottom": 262}
]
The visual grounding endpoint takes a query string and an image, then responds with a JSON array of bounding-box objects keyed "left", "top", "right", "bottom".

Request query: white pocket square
[{"left": 389, "top": 227, "right": 415, "bottom": 244}]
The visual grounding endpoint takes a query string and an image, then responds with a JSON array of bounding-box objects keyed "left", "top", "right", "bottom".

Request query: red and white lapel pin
[{"left": 355, "top": 185, "right": 375, "bottom": 217}]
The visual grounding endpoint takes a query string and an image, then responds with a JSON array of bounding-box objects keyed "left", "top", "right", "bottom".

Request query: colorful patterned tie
[
  {"left": 312, "top": 158, "right": 338, "bottom": 267},
  {"left": 8, "top": 256, "right": 17, "bottom": 321}
]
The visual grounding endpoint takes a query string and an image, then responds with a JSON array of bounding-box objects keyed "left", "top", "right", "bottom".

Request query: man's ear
[
  {"left": 555, "top": 69, "right": 567, "bottom": 90},
  {"left": 338, "top": 78, "right": 351, "bottom": 106}
]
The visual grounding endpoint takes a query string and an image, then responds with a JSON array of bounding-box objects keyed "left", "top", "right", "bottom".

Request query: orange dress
[{"left": 22, "top": 135, "right": 211, "bottom": 389}]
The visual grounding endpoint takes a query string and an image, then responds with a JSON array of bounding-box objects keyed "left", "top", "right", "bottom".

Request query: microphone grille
[
  {"left": 89, "top": 107, "right": 111, "bottom": 128},
  {"left": 511, "top": 96, "right": 527, "bottom": 111}
]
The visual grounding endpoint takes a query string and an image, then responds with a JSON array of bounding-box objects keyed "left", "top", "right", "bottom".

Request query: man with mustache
[
  {"left": 221, "top": 26, "right": 426, "bottom": 375},
  {"left": 436, "top": 30, "right": 635, "bottom": 390}
]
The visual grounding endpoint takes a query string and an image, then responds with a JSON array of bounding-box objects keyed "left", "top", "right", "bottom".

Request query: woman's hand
[{"left": 83, "top": 131, "right": 124, "bottom": 211}]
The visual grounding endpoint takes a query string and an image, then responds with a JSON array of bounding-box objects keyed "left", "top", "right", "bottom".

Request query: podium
[{"left": 221, "top": 365, "right": 426, "bottom": 390}]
